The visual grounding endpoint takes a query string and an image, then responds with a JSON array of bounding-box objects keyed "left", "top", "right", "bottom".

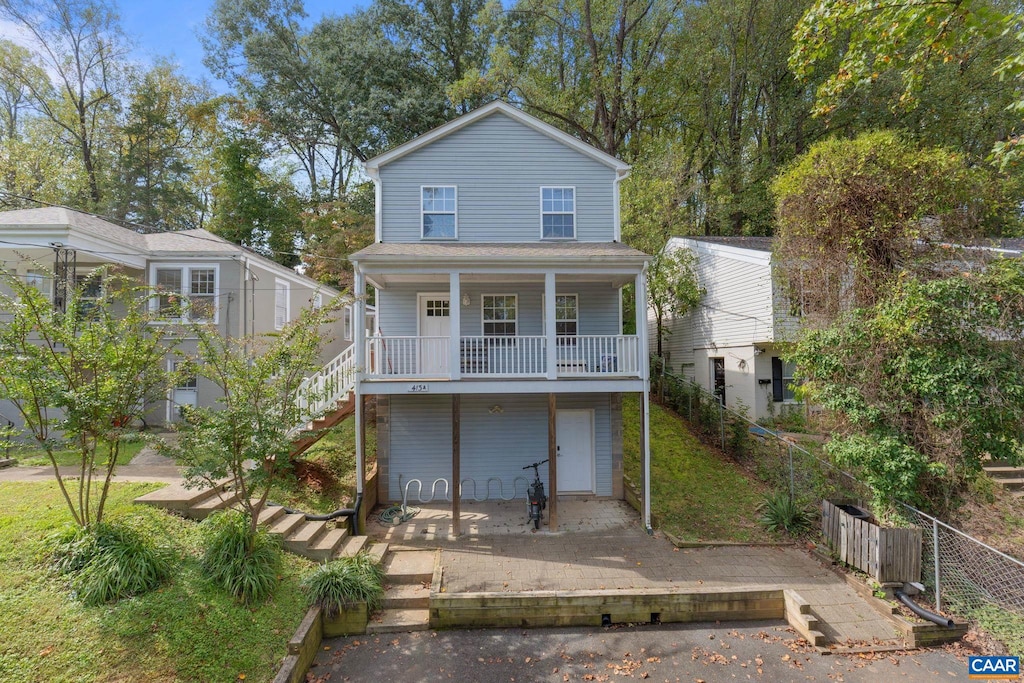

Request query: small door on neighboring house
[
  {"left": 417, "top": 295, "right": 450, "bottom": 374},
  {"left": 711, "top": 357, "right": 726, "bottom": 405},
  {"left": 169, "top": 362, "right": 197, "bottom": 422},
  {"left": 556, "top": 409, "right": 595, "bottom": 494}
]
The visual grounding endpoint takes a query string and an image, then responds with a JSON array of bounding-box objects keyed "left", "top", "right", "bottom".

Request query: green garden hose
[{"left": 379, "top": 504, "right": 419, "bottom": 525}]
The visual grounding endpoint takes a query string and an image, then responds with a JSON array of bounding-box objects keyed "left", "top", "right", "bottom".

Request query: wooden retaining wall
[{"left": 821, "top": 500, "right": 922, "bottom": 583}]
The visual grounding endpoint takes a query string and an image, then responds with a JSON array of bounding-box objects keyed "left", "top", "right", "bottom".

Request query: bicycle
[{"left": 522, "top": 459, "right": 549, "bottom": 529}]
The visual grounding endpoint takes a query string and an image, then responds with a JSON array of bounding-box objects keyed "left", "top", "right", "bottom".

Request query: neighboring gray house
[
  {"left": 0, "top": 207, "right": 347, "bottom": 428},
  {"left": 651, "top": 236, "right": 800, "bottom": 422},
  {"left": 347, "top": 101, "right": 654, "bottom": 532}
]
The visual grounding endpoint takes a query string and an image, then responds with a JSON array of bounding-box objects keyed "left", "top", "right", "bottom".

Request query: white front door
[
  {"left": 169, "top": 362, "right": 198, "bottom": 422},
  {"left": 418, "top": 295, "right": 450, "bottom": 375},
  {"left": 556, "top": 409, "right": 595, "bottom": 493}
]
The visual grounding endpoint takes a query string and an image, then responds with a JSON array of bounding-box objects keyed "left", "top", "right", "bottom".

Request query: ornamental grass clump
[
  {"left": 757, "top": 490, "right": 813, "bottom": 535},
  {"left": 302, "top": 553, "right": 385, "bottom": 617},
  {"left": 200, "top": 510, "right": 281, "bottom": 605},
  {"left": 48, "top": 522, "right": 174, "bottom": 606}
]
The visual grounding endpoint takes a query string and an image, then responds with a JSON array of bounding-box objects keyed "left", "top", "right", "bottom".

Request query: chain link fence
[{"left": 651, "top": 362, "right": 1024, "bottom": 652}]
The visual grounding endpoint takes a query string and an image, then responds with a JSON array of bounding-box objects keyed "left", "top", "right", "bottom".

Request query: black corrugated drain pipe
[
  {"left": 270, "top": 491, "right": 362, "bottom": 536},
  {"left": 895, "top": 590, "right": 954, "bottom": 627}
]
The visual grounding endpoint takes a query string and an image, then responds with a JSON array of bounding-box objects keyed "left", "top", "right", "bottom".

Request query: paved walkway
[
  {"left": 370, "top": 500, "right": 899, "bottom": 646},
  {"left": 0, "top": 463, "right": 183, "bottom": 483}
]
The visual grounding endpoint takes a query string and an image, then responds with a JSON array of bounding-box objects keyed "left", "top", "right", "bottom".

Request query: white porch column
[
  {"left": 353, "top": 268, "right": 366, "bottom": 497},
  {"left": 636, "top": 268, "right": 652, "bottom": 532},
  {"left": 545, "top": 271, "right": 557, "bottom": 380},
  {"left": 449, "top": 272, "right": 461, "bottom": 380}
]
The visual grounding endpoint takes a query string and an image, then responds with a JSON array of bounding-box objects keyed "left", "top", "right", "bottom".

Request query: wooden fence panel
[{"left": 820, "top": 500, "right": 922, "bottom": 583}]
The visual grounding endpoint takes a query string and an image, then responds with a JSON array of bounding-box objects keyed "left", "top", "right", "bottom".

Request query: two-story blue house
[{"left": 348, "top": 101, "right": 653, "bottom": 533}]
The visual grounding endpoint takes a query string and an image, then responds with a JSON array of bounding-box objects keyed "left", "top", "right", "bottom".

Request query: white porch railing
[
  {"left": 367, "top": 335, "right": 449, "bottom": 377},
  {"left": 460, "top": 335, "right": 547, "bottom": 377},
  {"left": 295, "top": 344, "right": 356, "bottom": 425},
  {"left": 363, "top": 334, "right": 642, "bottom": 380},
  {"left": 555, "top": 335, "right": 641, "bottom": 376}
]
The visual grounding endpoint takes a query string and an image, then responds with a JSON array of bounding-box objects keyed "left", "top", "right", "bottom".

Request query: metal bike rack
[
  {"left": 400, "top": 475, "right": 532, "bottom": 513},
  {"left": 459, "top": 476, "right": 530, "bottom": 502}
]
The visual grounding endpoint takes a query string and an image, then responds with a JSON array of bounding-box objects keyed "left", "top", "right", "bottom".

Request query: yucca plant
[
  {"left": 200, "top": 510, "right": 281, "bottom": 605},
  {"left": 757, "top": 490, "right": 814, "bottom": 535},
  {"left": 302, "top": 553, "right": 385, "bottom": 617},
  {"left": 48, "top": 522, "right": 174, "bottom": 606}
]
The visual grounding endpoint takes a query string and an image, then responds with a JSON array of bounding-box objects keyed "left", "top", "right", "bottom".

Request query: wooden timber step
[
  {"left": 383, "top": 584, "right": 430, "bottom": 610},
  {"left": 994, "top": 478, "right": 1024, "bottom": 491},
  {"left": 366, "top": 609, "right": 430, "bottom": 634},
  {"left": 382, "top": 550, "right": 436, "bottom": 586}
]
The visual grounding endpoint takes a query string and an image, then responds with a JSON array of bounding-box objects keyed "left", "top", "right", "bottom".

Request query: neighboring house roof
[
  {"left": 995, "top": 238, "right": 1023, "bottom": 254},
  {"left": 363, "top": 101, "right": 631, "bottom": 174},
  {"left": 0, "top": 206, "right": 149, "bottom": 251},
  {"left": 683, "top": 236, "right": 773, "bottom": 253},
  {"left": 144, "top": 228, "right": 243, "bottom": 255},
  {"left": 350, "top": 241, "right": 649, "bottom": 264}
]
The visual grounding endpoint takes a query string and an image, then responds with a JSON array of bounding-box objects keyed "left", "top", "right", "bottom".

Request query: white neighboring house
[{"left": 650, "top": 236, "right": 800, "bottom": 422}]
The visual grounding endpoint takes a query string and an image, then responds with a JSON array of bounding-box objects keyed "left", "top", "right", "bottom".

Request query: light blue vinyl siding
[
  {"left": 379, "top": 113, "right": 617, "bottom": 243},
  {"left": 387, "top": 393, "right": 614, "bottom": 501}
]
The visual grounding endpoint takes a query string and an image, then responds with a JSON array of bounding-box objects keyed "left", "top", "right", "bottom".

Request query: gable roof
[
  {"left": 683, "top": 236, "right": 773, "bottom": 253},
  {"left": 364, "top": 101, "right": 631, "bottom": 174},
  {"left": 0, "top": 206, "right": 149, "bottom": 250}
]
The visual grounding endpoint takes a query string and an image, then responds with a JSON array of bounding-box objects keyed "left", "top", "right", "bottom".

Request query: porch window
[
  {"left": 153, "top": 265, "right": 218, "bottom": 322},
  {"left": 771, "top": 357, "right": 797, "bottom": 402},
  {"left": 541, "top": 187, "right": 575, "bottom": 239},
  {"left": 275, "top": 279, "right": 290, "bottom": 330},
  {"left": 73, "top": 271, "right": 103, "bottom": 318},
  {"left": 482, "top": 294, "right": 517, "bottom": 338},
  {"left": 421, "top": 186, "right": 457, "bottom": 239},
  {"left": 24, "top": 270, "right": 51, "bottom": 298}
]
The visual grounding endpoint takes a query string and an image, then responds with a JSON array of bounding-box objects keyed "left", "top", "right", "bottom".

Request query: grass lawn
[
  {"left": 623, "top": 395, "right": 774, "bottom": 543},
  {"left": 12, "top": 439, "right": 145, "bottom": 467},
  {"left": 0, "top": 481, "right": 313, "bottom": 683}
]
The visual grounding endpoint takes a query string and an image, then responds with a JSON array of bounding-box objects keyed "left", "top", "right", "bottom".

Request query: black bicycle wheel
[
  {"left": 529, "top": 502, "right": 540, "bottom": 529},
  {"left": 533, "top": 512, "right": 540, "bottom": 530}
]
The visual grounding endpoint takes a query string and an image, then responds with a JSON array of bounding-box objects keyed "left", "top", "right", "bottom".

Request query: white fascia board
[
  {"left": 3, "top": 228, "right": 148, "bottom": 269},
  {"left": 666, "top": 237, "right": 772, "bottom": 267},
  {"left": 361, "top": 378, "right": 645, "bottom": 395},
  {"left": 364, "top": 101, "right": 630, "bottom": 173}
]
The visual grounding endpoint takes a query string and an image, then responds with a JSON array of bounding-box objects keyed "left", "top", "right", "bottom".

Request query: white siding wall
[{"left": 378, "top": 113, "right": 617, "bottom": 243}]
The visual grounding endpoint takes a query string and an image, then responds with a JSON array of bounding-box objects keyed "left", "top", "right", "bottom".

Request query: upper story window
[
  {"left": 152, "top": 264, "right": 218, "bottom": 323},
  {"left": 541, "top": 187, "right": 575, "bottom": 239},
  {"left": 275, "top": 279, "right": 290, "bottom": 330},
  {"left": 482, "top": 294, "right": 517, "bottom": 337},
  {"left": 421, "top": 186, "right": 457, "bottom": 239}
]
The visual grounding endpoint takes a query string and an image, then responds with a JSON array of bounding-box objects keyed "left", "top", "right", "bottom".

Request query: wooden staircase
[
  {"left": 134, "top": 481, "right": 372, "bottom": 562},
  {"left": 984, "top": 459, "right": 1024, "bottom": 497},
  {"left": 289, "top": 391, "right": 356, "bottom": 459}
]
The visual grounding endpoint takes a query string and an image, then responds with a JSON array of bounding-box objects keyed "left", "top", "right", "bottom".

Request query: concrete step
[
  {"left": 190, "top": 490, "right": 240, "bottom": 520},
  {"left": 134, "top": 482, "right": 223, "bottom": 512},
  {"left": 383, "top": 550, "right": 435, "bottom": 586},
  {"left": 985, "top": 466, "right": 1024, "bottom": 479},
  {"left": 365, "top": 542, "right": 389, "bottom": 565},
  {"left": 267, "top": 512, "right": 307, "bottom": 539},
  {"left": 366, "top": 609, "right": 430, "bottom": 634},
  {"left": 255, "top": 503, "right": 286, "bottom": 527},
  {"left": 304, "top": 527, "right": 349, "bottom": 562},
  {"left": 283, "top": 520, "right": 328, "bottom": 553},
  {"left": 995, "top": 478, "right": 1024, "bottom": 490},
  {"left": 383, "top": 584, "right": 430, "bottom": 609},
  {"left": 334, "top": 534, "right": 368, "bottom": 559}
]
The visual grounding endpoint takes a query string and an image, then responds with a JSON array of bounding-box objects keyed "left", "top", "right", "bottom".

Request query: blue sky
[{"left": 120, "top": 0, "right": 368, "bottom": 86}]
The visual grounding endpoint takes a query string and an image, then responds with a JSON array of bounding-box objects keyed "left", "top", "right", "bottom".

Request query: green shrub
[
  {"left": 301, "top": 553, "right": 385, "bottom": 617},
  {"left": 757, "top": 490, "right": 814, "bottom": 535},
  {"left": 200, "top": 510, "right": 281, "bottom": 605},
  {"left": 48, "top": 522, "right": 174, "bottom": 606}
]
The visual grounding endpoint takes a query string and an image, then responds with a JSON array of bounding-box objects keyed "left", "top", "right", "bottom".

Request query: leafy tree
[
  {"left": 790, "top": 0, "right": 1024, "bottom": 166},
  {"left": 772, "top": 131, "right": 1008, "bottom": 322},
  {"left": 300, "top": 189, "right": 375, "bottom": 290},
  {"left": 0, "top": 269, "right": 173, "bottom": 527},
  {"left": 647, "top": 245, "right": 702, "bottom": 358},
  {"left": 0, "top": 0, "right": 130, "bottom": 205},
  {"left": 791, "top": 258, "right": 1024, "bottom": 513},
  {"left": 165, "top": 297, "right": 341, "bottom": 550},
  {"left": 210, "top": 131, "right": 303, "bottom": 267}
]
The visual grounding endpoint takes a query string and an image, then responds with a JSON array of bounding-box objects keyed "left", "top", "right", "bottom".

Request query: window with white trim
[
  {"left": 153, "top": 265, "right": 217, "bottom": 322},
  {"left": 482, "top": 294, "right": 517, "bottom": 337},
  {"left": 541, "top": 187, "right": 575, "bottom": 239},
  {"left": 73, "top": 271, "right": 104, "bottom": 318},
  {"left": 275, "top": 279, "right": 290, "bottom": 330},
  {"left": 421, "top": 186, "right": 457, "bottom": 239},
  {"left": 772, "top": 358, "right": 798, "bottom": 402},
  {"left": 24, "top": 270, "right": 51, "bottom": 298}
]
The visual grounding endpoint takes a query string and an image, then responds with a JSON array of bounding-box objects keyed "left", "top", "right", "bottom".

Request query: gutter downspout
[
  {"left": 353, "top": 264, "right": 366, "bottom": 533},
  {"left": 636, "top": 261, "right": 653, "bottom": 534}
]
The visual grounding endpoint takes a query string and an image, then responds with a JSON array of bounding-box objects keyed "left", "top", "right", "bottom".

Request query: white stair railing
[{"left": 294, "top": 345, "right": 357, "bottom": 429}]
